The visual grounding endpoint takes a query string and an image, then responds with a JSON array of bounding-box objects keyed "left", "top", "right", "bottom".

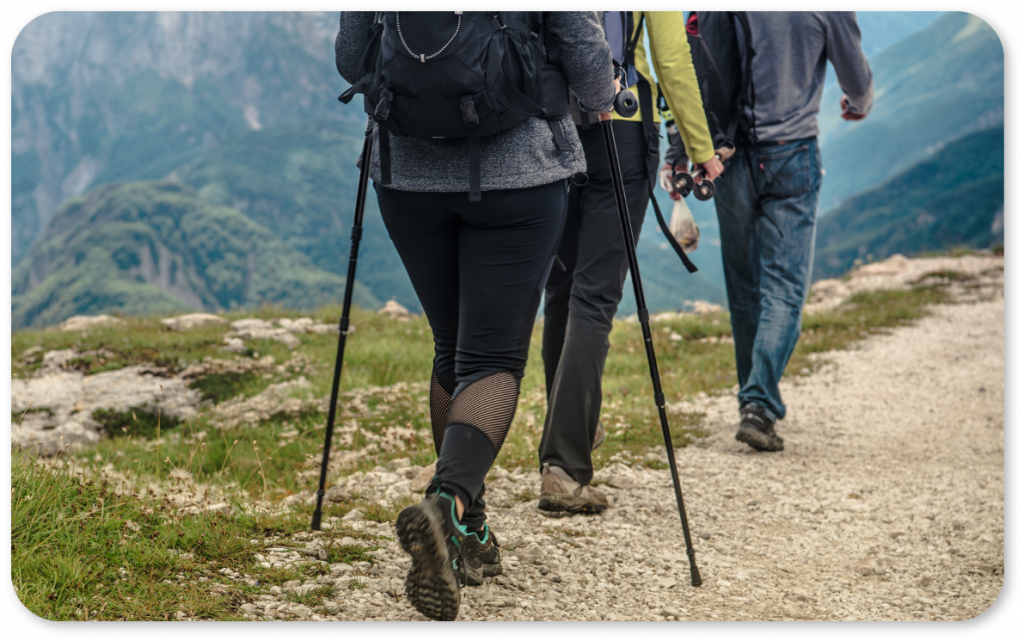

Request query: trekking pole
[
  {"left": 311, "top": 131, "right": 374, "bottom": 531},
  {"left": 598, "top": 110, "right": 702, "bottom": 587}
]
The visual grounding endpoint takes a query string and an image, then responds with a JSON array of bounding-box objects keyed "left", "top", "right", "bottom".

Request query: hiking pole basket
[
  {"left": 311, "top": 131, "right": 374, "bottom": 531},
  {"left": 598, "top": 110, "right": 702, "bottom": 587}
]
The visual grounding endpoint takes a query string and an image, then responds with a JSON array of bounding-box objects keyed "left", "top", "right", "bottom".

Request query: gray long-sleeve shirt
[
  {"left": 336, "top": 12, "right": 615, "bottom": 193},
  {"left": 742, "top": 11, "right": 873, "bottom": 142},
  {"left": 666, "top": 11, "right": 873, "bottom": 163}
]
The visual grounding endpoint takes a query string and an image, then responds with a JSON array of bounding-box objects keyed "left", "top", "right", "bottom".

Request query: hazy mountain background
[{"left": 10, "top": 11, "right": 1004, "bottom": 328}]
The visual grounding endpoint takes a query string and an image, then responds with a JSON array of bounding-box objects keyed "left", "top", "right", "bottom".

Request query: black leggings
[{"left": 375, "top": 180, "right": 568, "bottom": 526}]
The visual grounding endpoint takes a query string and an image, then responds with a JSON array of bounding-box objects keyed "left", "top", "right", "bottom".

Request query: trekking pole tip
[
  {"left": 690, "top": 565, "right": 702, "bottom": 587},
  {"left": 310, "top": 510, "right": 322, "bottom": 531}
]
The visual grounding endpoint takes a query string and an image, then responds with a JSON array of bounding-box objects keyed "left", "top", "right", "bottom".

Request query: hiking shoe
[
  {"left": 537, "top": 463, "right": 609, "bottom": 514},
  {"left": 734, "top": 405, "right": 784, "bottom": 452},
  {"left": 592, "top": 421, "right": 605, "bottom": 451},
  {"left": 463, "top": 525, "right": 502, "bottom": 586},
  {"left": 395, "top": 493, "right": 478, "bottom": 620}
]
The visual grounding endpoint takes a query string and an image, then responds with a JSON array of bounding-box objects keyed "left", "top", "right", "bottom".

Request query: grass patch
[
  {"left": 284, "top": 584, "right": 337, "bottom": 607},
  {"left": 188, "top": 370, "right": 263, "bottom": 404},
  {"left": 12, "top": 449, "right": 256, "bottom": 620},
  {"left": 91, "top": 407, "right": 183, "bottom": 439},
  {"left": 790, "top": 286, "right": 948, "bottom": 373},
  {"left": 324, "top": 544, "right": 376, "bottom": 565},
  {"left": 348, "top": 578, "right": 368, "bottom": 591}
]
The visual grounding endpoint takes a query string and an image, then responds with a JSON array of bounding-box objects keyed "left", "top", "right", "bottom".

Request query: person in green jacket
[{"left": 538, "top": 11, "right": 723, "bottom": 514}]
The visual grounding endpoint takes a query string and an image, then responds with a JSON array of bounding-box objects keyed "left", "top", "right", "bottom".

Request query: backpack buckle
[
  {"left": 374, "top": 89, "right": 392, "bottom": 121},
  {"left": 460, "top": 96, "right": 480, "bottom": 127}
]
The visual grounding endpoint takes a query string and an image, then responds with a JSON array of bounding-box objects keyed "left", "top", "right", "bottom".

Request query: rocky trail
[
  {"left": 230, "top": 264, "right": 1004, "bottom": 622},
  {"left": 12, "top": 254, "right": 1004, "bottom": 621}
]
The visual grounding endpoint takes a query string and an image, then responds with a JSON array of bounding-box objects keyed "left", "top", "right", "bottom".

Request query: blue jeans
[{"left": 713, "top": 137, "right": 823, "bottom": 420}]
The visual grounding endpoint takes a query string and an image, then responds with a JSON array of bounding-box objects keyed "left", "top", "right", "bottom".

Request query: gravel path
[{"left": 234, "top": 292, "right": 1003, "bottom": 622}]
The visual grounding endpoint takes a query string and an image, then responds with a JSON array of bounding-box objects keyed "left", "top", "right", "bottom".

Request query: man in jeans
[{"left": 690, "top": 12, "right": 873, "bottom": 451}]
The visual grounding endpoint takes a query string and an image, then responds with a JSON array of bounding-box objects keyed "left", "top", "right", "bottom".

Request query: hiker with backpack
[
  {"left": 537, "top": 11, "right": 723, "bottom": 515},
  {"left": 675, "top": 12, "right": 873, "bottom": 451},
  {"left": 335, "top": 11, "right": 617, "bottom": 621}
]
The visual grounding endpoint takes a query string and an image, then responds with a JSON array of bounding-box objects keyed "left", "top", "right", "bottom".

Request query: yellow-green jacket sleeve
[{"left": 645, "top": 11, "right": 715, "bottom": 165}]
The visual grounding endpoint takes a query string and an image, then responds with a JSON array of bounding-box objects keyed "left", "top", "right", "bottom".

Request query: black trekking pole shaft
[
  {"left": 598, "top": 115, "right": 702, "bottom": 587},
  {"left": 311, "top": 132, "right": 374, "bottom": 531}
]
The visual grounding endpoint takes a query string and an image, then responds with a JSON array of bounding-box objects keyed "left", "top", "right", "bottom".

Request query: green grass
[{"left": 11, "top": 447, "right": 387, "bottom": 621}]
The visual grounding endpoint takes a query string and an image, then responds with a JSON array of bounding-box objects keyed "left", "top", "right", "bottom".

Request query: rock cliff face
[{"left": 11, "top": 11, "right": 351, "bottom": 265}]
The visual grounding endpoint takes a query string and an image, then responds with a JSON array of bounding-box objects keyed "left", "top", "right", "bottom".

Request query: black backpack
[
  {"left": 339, "top": 11, "right": 570, "bottom": 201},
  {"left": 685, "top": 11, "right": 757, "bottom": 150}
]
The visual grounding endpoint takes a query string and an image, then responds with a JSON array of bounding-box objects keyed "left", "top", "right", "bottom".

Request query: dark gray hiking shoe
[
  {"left": 463, "top": 524, "right": 502, "bottom": 585},
  {"left": 734, "top": 405, "right": 784, "bottom": 452},
  {"left": 537, "top": 463, "right": 609, "bottom": 514},
  {"left": 395, "top": 493, "right": 478, "bottom": 620}
]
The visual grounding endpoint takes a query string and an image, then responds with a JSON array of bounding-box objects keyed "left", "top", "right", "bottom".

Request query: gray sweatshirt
[
  {"left": 335, "top": 12, "right": 615, "bottom": 193},
  {"left": 666, "top": 11, "right": 873, "bottom": 163}
]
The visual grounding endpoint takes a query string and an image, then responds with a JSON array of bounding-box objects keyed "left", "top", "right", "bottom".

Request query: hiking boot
[
  {"left": 463, "top": 524, "right": 502, "bottom": 586},
  {"left": 395, "top": 493, "right": 478, "bottom": 620},
  {"left": 537, "top": 463, "right": 609, "bottom": 514},
  {"left": 734, "top": 405, "right": 784, "bottom": 452},
  {"left": 592, "top": 421, "right": 605, "bottom": 451}
]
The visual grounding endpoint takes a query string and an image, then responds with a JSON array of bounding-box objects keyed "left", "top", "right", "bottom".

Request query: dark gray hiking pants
[{"left": 538, "top": 120, "right": 657, "bottom": 485}]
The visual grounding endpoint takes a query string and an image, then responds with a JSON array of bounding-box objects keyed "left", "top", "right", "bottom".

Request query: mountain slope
[
  {"left": 173, "top": 120, "right": 418, "bottom": 311},
  {"left": 11, "top": 11, "right": 354, "bottom": 266},
  {"left": 12, "top": 181, "right": 378, "bottom": 329},
  {"left": 817, "top": 12, "right": 1003, "bottom": 211},
  {"left": 813, "top": 126, "right": 1003, "bottom": 279}
]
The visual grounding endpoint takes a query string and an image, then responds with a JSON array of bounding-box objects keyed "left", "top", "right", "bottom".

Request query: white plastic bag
[{"left": 669, "top": 198, "right": 699, "bottom": 253}]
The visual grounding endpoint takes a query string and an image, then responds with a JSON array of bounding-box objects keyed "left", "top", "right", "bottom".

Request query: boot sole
[
  {"left": 735, "top": 425, "right": 784, "bottom": 452},
  {"left": 395, "top": 504, "right": 461, "bottom": 621},
  {"left": 538, "top": 493, "right": 608, "bottom": 515}
]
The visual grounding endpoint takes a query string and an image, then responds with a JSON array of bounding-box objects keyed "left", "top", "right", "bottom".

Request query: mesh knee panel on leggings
[
  {"left": 430, "top": 373, "right": 452, "bottom": 456},
  {"left": 445, "top": 371, "right": 520, "bottom": 455}
]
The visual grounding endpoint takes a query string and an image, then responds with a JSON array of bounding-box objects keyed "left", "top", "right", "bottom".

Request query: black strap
[
  {"left": 467, "top": 129, "right": 482, "bottom": 202},
  {"left": 649, "top": 185, "right": 698, "bottom": 274},
  {"left": 547, "top": 120, "right": 570, "bottom": 152},
  {"left": 625, "top": 12, "right": 645, "bottom": 65},
  {"left": 377, "top": 124, "right": 392, "bottom": 185}
]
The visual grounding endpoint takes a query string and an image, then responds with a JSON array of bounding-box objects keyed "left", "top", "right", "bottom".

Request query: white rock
[
  {"left": 161, "top": 313, "right": 227, "bottom": 331},
  {"left": 378, "top": 300, "right": 410, "bottom": 319},
  {"left": 228, "top": 326, "right": 301, "bottom": 349},
  {"left": 59, "top": 315, "right": 124, "bottom": 332},
  {"left": 230, "top": 318, "right": 275, "bottom": 332},
  {"left": 342, "top": 508, "right": 364, "bottom": 522},
  {"left": 221, "top": 336, "right": 246, "bottom": 353},
  {"left": 410, "top": 461, "right": 437, "bottom": 492},
  {"left": 275, "top": 317, "right": 315, "bottom": 333}
]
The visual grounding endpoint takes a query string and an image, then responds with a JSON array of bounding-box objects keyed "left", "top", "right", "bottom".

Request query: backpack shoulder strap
[{"left": 731, "top": 11, "right": 758, "bottom": 143}]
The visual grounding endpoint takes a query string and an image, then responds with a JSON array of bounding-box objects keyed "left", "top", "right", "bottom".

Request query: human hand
[
  {"left": 696, "top": 156, "right": 724, "bottom": 182},
  {"left": 659, "top": 163, "right": 682, "bottom": 200},
  {"left": 600, "top": 69, "right": 623, "bottom": 122},
  {"left": 840, "top": 94, "right": 866, "bottom": 121}
]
